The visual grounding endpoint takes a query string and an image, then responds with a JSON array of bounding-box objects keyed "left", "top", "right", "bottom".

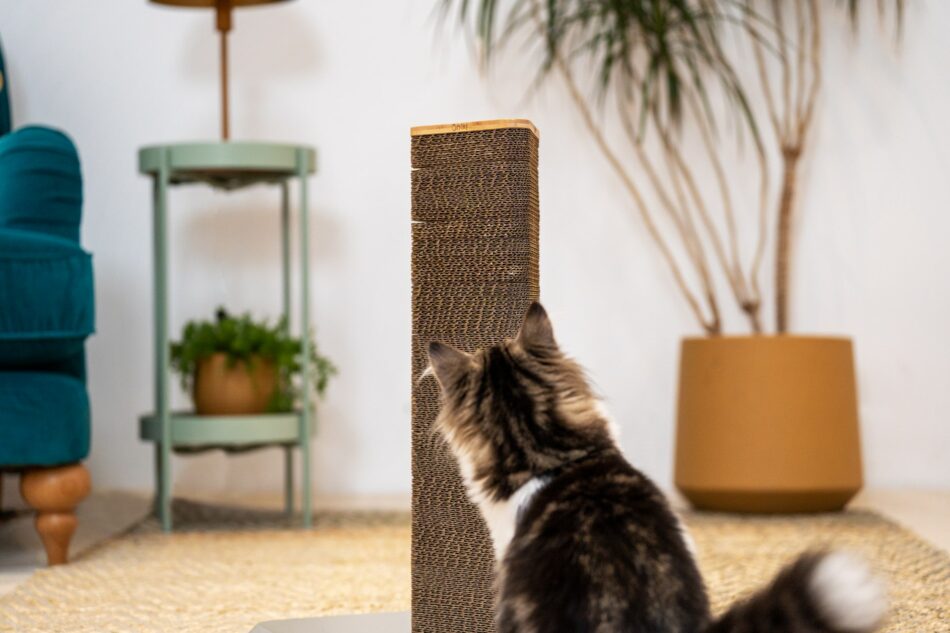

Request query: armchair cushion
[
  {"left": 0, "top": 228, "right": 94, "bottom": 368},
  {"left": 0, "top": 126, "right": 82, "bottom": 242},
  {"left": 0, "top": 371, "right": 90, "bottom": 466}
]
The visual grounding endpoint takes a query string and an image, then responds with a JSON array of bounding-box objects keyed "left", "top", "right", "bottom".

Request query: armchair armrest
[{"left": 0, "top": 126, "right": 82, "bottom": 243}]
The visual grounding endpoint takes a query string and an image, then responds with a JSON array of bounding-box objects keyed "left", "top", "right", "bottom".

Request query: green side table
[{"left": 138, "top": 141, "right": 317, "bottom": 532}]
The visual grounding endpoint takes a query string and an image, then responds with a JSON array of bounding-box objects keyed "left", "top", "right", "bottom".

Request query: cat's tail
[{"left": 705, "top": 550, "right": 888, "bottom": 633}]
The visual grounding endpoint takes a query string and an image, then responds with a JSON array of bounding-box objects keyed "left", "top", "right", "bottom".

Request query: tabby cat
[{"left": 427, "top": 302, "right": 886, "bottom": 633}]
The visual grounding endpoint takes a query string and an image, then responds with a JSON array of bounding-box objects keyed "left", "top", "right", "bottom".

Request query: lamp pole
[{"left": 215, "top": 0, "right": 232, "bottom": 140}]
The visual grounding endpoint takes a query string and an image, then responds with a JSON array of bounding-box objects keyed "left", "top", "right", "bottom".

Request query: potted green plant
[
  {"left": 170, "top": 308, "right": 336, "bottom": 415},
  {"left": 442, "top": 0, "right": 903, "bottom": 511}
]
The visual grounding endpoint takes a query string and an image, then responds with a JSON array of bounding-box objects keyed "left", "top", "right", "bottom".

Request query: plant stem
[
  {"left": 657, "top": 114, "right": 763, "bottom": 333},
  {"left": 617, "top": 111, "right": 721, "bottom": 329},
  {"left": 774, "top": 145, "right": 800, "bottom": 333},
  {"left": 531, "top": 5, "right": 719, "bottom": 334},
  {"left": 745, "top": 0, "right": 822, "bottom": 333}
]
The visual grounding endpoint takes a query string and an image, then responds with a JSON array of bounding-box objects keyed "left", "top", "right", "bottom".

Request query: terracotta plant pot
[
  {"left": 192, "top": 353, "right": 278, "bottom": 415},
  {"left": 674, "top": 336, "right": 863, "bottom": 513}
]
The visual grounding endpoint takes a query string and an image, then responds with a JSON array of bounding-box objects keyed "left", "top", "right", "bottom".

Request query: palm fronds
[{"left": 441, "top": 0, "right": 906, "bottom": 335}]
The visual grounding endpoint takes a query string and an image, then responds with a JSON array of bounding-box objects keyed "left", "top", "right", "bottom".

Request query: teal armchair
[{"left": 0, "top": 39, "right": 93, "bottom": 565}]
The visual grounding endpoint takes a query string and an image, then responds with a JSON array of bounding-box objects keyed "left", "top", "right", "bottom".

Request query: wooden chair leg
[{"left": 20, "top": 464, "right": 91, "bottom": 565}]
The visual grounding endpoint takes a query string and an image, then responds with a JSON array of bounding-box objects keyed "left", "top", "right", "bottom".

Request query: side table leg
[
  {"left": 284, "top": 445, "right": 295, "bottom": 518},
  {"left": 153, "top": 152, "right": 173, "bottom": 532},
  {"left": 281, "top": 179, "right": 296, "bottom": 521},
  {"left": 153, "top": 443, "right": 162, "bottom": 516},
  {"left": 297, "top": 150, "right": 313, "bottom": 529},
  {"left": 281, "top": 181, "right": 292, "bottom": 327}
]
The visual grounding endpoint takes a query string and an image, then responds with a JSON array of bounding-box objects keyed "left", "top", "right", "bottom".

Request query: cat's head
[{"left": 427, "top": 302, "right": 617, "bottom": 501}]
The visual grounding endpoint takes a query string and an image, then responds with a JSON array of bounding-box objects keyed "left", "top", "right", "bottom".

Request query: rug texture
[{"left": 0, "top": 501, "right": 946, "bottom": 633}]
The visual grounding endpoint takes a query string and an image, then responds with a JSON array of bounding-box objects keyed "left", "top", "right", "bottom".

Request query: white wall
[{"left": 0, "top": 1, "right": 947, "bottom": 497}]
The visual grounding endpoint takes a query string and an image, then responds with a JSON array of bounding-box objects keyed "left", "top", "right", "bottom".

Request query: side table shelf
[
  {"left": 139, "top": 412, "right": 313, "bottom": 449},
  {"left": 139, "top": 140, "right": 318, "bottom": 533}
]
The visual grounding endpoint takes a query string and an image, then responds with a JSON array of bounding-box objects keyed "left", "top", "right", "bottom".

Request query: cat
[{"left": 427, "top": 302, "right": 887, "bottom": 633}]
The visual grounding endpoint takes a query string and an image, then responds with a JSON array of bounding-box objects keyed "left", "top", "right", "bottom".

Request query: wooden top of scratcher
[
  {"left": 411, "top": 119, "right": 539, "bottom": 138},
  {"left": 0, "top": 503, "right": 945, "bottom": 632}
]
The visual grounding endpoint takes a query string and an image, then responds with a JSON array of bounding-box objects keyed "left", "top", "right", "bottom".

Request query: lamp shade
[{"left": 149, "top": 0, "right": 290, "bottom": 7}]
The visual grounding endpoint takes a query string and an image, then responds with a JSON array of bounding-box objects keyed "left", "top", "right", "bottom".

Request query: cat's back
[
  {"left": 498, "top": 450, "right": 710, "bottom": 633},
  {"left": 511, "top": 450, "right": 686, "bottom": 562}
]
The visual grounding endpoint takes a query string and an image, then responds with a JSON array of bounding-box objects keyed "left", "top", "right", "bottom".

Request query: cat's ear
[
  {"left": 427, "top": 341, "right": 471, "bottom": 388},
  {"left": 517, "top": 302, "right": 557, "bottom": 351}
]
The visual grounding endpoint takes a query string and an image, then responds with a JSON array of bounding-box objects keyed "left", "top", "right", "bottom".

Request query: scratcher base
[{"left": 251, "top": 612, "right": 410, "bottom": 633}]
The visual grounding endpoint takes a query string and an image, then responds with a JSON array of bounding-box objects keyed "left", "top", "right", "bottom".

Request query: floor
[
  {"left": 848, "top": 489, "right": 950, "bottom": 552},
  {"left": 0, "top": 489, "right": 151, "bottom": 596},
  {"left": 0, "top": 488, "right": 946, "bottom": 600},
  {"left": 0, "top": 488, "right": 412, "bottom": 598},
  {"left": 670, "top": 488, "right": 950, "bottom": 552}
]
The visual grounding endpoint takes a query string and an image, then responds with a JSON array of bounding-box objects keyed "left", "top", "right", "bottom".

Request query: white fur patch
[
  {"left": 444, "top": 435, "right": 533, "bottom": 560},
  {"left": 594, "top": 399, "right": 621, "bottom": 444},
  {"left": 809, "top": 551, "right": 888, "bottom": 632},
  {"left": 475, "top": 477, "right": 548, "bottom": 561}
]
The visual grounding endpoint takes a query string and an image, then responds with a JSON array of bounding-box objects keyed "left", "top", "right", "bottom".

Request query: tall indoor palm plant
[
  {"left": 443, "top": 0, "right": 902, "bottom": 334},
  {"left": 440, "top": 0, "right": 904, "bottom": 512}
]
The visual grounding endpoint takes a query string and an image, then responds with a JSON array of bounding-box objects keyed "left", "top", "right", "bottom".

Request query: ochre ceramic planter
[
  {"left": 674, "top": 336, "right": 863, "bottom": 513},
  {"left": 193, "top": 353, "right": 277, "bottom": 415}
]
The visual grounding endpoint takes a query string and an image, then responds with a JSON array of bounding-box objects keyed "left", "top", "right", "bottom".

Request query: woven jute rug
[{"left": 0, "top": 501, "right": 946, "bottom": 633}]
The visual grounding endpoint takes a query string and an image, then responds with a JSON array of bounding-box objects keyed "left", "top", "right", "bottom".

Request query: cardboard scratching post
[{"left": 410, "top": 120, "right": 540, "bottom": 633}]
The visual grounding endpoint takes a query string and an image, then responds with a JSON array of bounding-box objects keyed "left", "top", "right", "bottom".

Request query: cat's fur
[{"left": 427, "top": 302, "right": 887, "bottom": 633}]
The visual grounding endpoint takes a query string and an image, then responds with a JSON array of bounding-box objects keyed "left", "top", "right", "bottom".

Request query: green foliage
[
  {"left": 170, "top": 307, "right": 336, "bottom": 413},
  {"left": 444, "top": 0, "right": 905, "bottom": 138},
  {"left": 843, "top": 0, "right": 905, "bottom": 37},
  {"left": 445, "top": 0, "right": 759, "bottom": 138}
]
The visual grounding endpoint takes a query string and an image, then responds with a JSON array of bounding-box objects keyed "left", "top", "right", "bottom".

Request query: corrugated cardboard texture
[{"left": 410, "top": 124, "right": 540, "bottom": 633}]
